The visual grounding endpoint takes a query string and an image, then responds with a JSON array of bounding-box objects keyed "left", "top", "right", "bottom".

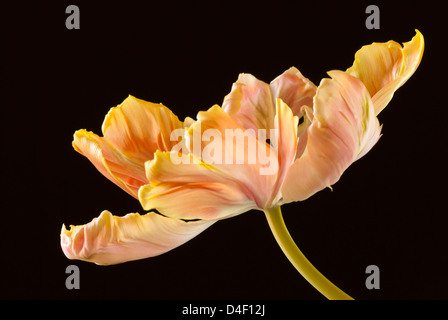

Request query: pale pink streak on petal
[
  {"left": 281, "top": 71, "right": 381, "bottom": 203},
  {"left": 61, "top": 210, "right": 214, "bottom": 265}
]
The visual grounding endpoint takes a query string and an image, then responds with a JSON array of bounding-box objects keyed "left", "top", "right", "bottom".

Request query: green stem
[{"left": 264, "top": 206, "right": 353, "bottom": 300}]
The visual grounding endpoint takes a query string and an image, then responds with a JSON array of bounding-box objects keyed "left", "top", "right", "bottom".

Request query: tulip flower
[{"left": 61, "top": 30, "right": 424, "bottom": 299}]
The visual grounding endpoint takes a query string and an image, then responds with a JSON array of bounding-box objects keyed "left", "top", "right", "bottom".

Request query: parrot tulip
[{"left": 62, "top": 30, "right": 424, "bottom": 299}]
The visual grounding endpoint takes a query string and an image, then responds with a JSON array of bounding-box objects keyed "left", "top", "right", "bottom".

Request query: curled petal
[
  {"left": 281, "top": 71, "right": 381, "bottom": 203},
  {"left": 73, "top": 95, "right": 184, "bottom": 197},
  {"left": 101, "top": 95, "right": 184, "bottom": 164},
  {"left": 188, "top": 105, "right": 280, "bottom": 208},
  {"left": 270, "top": 68, "right": 316, "bottom": 161},
  {"left": 223, "top": 68, "right": 315, "bottom": 162},
  {"left": 346, "top": 30, "right": 424, "bottom": 115},
  {"left": 139, "top": 151, "right": 256, "bottom": 220},
  {"left": 222, "top": 73, "right": 276, "bottom": 139},
  {"left": 73, "top": 129, "right": 146, "bottom": 197},
  {"left": 61, "top": 210, "right": 214, "bottom": 265},
  {"left": 223, "top": 68, "right": 316, "bottom": 134},
  {"left": 270, "top": 67, "right": 317, "bottom": 117},
  {"left": 271, "top": 98, "right": 298, "bottom": 205}
]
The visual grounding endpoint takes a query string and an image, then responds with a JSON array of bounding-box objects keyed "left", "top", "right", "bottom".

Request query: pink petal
[
  {"left": 223, "top": 68, "right": 316, "bottom": 161},
  {"left": 102, "top": 95, "right": 184, "bottom": 164},
  {"left": 270, "top": 67, "right": 316, "bottom": 160},
  {"left": 139, "top": 104, "right": 295, "bottom": 218},
  {"left": 281, "top": 71, "right": 381, "bottom": 203},
  {"left": 222, "top": 73, "right": 276, "bottom": 139},
  {"left": 61, "top": 210, "right": 214, "bottom": 265},
  {"left": 346, "top": 30, "right": 424, "bottom": 115},
  {"left": 270, "top": 98, "right": 298, "bottom": 205},
  {"left": 188, "top": 105, "right": 280, "bottom": 208}
]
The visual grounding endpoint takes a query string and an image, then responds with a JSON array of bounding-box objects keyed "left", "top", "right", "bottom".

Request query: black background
[{"left": 1, "top": 0, "right": 446, "bottom": 303}]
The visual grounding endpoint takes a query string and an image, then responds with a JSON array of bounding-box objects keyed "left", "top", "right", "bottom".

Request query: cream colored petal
[
  {"left": 222, "top": 73, "right": 276, "bottom": 139},
  {"left": 139, "top": 150, "right": 256, "bottom": 220},
  {"left": 102, "top": 95, "right": 184, "bottom": 164},
  {"left": 270, "top": 67, "right": 317, "bottom": 117},
  {"left": 61, "top": 210, "right": 214, "bottom": 265},
  {"left": 73, "top": 129, "right": 147, "bottom": 198},
  {"left": 281, "top": 71, "right": 381, "bottom": 203},
  {"left": 346, "top": 30, "right": 424, "bottom": 115}
]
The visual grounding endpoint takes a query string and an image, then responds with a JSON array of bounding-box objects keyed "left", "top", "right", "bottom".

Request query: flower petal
[
  {"left": 346, "top": 30, "right": 424, "bottom": 115},
  {"left": 270, "top": 67, "right": 317, "bottom": 117},
  {"left": 73, "top": 129, "right": 147, "bottom": 197},
  {"left": 139, "top": 151, "right": 256, "bottom": 220},
  {"left": 223, "top": 68, "right": 316, "bottom": 161},
  {"left": 222, "top": 73, "right": 276, "bottom": 139},
  {"left": 139, "top": 103, "right": 293, "bottom": 218},
  {"left": 190, "top": 103, "right": 298, "bottom": 209},
  {"left": 73, "top": 95, "right": 185, "bottom": 197},
  {"left": 61, "top": 210, "right": 214, "bottom": 265},
  {"left": 281, "top": 71, "right": 381, "bottom": 203},
  {"left": 271, "top": 98, "right": 298, "bottom": 205},
  {"left": 102, "top": 95, "right": 184, "bottom": 164},
  {"left": 187, "top": 105, "right": 281, "bottom": 208},
  {"left": 295, "top": 105, "right": 314, "bottom": 159}
]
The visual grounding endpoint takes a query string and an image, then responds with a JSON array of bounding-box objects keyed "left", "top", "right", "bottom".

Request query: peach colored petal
[
  {"left": 295, "top": 105, "right": 314, "bottom": 159},
  {"left": 281, "top": 71, "right": 381, "bottom": 203},
  {"left": 270, "top": 98, "right": 298, "bottom": 205},
  {"left": 222, "top": 73, "right": 276, "bottom": 139},
  {"left": 139, "top": 103, "right": 297, "bottom": 218},
  {"left": 61, "top": 210, "right": 214, "bottom": 265},
  {"left": 346, "top": 30, "right": 424, "bottom": 115},
  {"left": 270, "top": 67, "right": 317, "bottom": 117},
  {"left": 270, "top": 68, "right": 316, "bottom": 161},
  {"left": 73, "top": 95, "right": 185, "bottom": 197},
  {"left": 102, "top": 95, "right": 184, "bottom": 164},
  {"left": 139, "top": 151, "right": 256, "bottom": 220},
  {"left": 223, "top": 68, "right": 316, "bottom": 161},
  {"left": 73, "top": 129, "right": 147, "bottom": 197},
  {"left": 187, "top": 105, "right": 279, "bottom": 208},
  {"left": 223, "top": 67, "right": 316, "bottom": 121}
]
